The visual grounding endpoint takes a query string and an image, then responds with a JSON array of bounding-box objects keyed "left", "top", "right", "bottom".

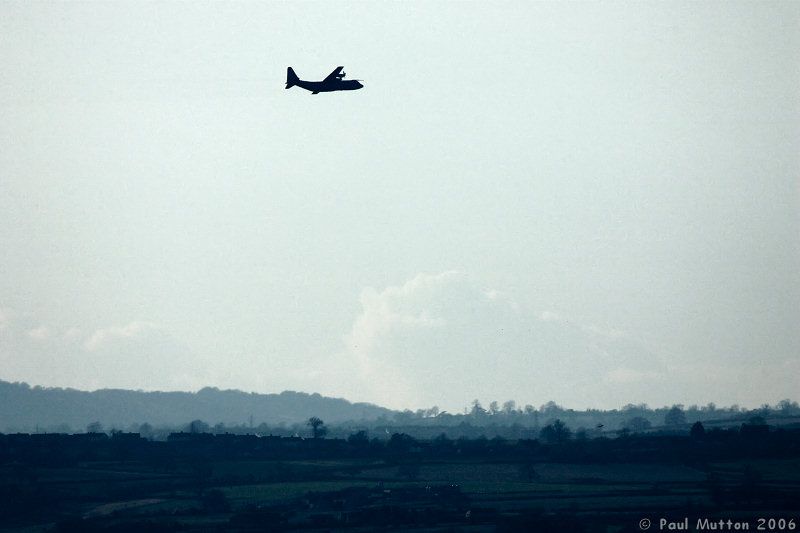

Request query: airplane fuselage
[{"left": 295, "top": 79, "right": 363, "bottom": 93}]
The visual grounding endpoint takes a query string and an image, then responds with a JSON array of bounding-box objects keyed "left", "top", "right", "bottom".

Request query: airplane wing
[{"left": 322, "top": 66, "right": 344, "bottom": 82}]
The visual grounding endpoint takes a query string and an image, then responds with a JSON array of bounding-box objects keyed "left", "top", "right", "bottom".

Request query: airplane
[{"left": 285, "top": 66, "right": 363, "bottom": 94}]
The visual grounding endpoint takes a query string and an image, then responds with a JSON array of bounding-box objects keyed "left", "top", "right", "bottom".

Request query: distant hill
[{"left": 0, "top": 380, "right": 396, "bottom": 432}]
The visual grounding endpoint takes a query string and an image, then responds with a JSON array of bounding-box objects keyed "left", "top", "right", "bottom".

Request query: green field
[{"left": 3, "top": 452, "right": 799, "bottom": 531}]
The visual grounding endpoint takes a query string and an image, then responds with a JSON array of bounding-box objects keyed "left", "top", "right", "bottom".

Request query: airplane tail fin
[{"left": 286, "top": 67, "right": 299, "bottom": 89}]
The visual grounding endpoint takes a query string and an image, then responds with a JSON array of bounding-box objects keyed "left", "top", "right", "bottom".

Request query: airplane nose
[{"left": 355, "top": 81, "right": 363, "bottom": 89}]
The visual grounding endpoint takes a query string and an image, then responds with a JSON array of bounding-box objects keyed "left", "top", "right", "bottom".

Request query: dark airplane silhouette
[{"left": 285, "top": 66, "right": 363, "bottom": 94}]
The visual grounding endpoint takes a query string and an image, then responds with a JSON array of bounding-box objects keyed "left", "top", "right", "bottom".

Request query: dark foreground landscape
[{"left": 2, "top": 420, "right": 799, "bottom": 532}]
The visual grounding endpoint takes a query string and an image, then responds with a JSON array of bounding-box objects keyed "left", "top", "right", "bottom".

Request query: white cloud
[
  {"left": 333, "top": 271, "right": 796, "bottom": 411},
  {"left": 77, "top": 320, "right": 211, "bottom": 391},
  {"left": 346, "top": 271, "right": 458, "bottom": 358},
  {"left": 26, "top": 325, "right": 50, "bottom": 341},
  {"left": 84, "top": 321, "right": 159, "bottom": 351},
  {"left": 0, "top": 313, "right": 209, "bottom": 392},
  {"left": 336, "top": 271, "right": 667, "bottom": 410}
]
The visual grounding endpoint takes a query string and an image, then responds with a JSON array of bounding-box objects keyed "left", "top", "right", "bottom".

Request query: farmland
[{"left": 1, "top": 429, "right": 799, "bottom": 531}]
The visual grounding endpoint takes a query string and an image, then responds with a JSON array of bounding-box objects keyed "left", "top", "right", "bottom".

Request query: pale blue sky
[{"left": 1, "top": 1, "right": 798, "bottom": 410}]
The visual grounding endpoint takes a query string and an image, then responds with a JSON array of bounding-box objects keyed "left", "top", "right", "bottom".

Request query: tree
[
  {"left": 393, "top": 410, "right": 415, "bottom": 424},
  {"left": 307, "top": 417, "right": 327, "bottom": 439},
  {"left": 626, "top": 416, "right": 652, "bottom": 433},
  {"left": 347, "top": 430, "right": 369, "bottom": 447},
  {"left": 470, "top": 399, "right": 486, "bottom": 416},
  {"left": 387, "top": 432, "right": 417, "bottom": 454},
  {"left": 540, "top": 401, "right": 561, "bottom": 414},
  {"left": 86, "top": 421, "right": 104, "bottom": 434},
  {"left": 778, "top": 399, "right": 798, "bottom": 415},
  {"left": 539, "top": 419, "right": 572, "bottom": 444},
  {"left": 431, "top": 433, "right": 454, "bottom": 454},
  {"left": 488, "top": 401, "right": 500, "bottom": 415},
  {"left": 502, "top": 400, "right": 517, "bottom": 415},
  {"left": 664, "top": 405, "right": 686, "bottom": 427},
  {"left": 138, "top": 423, "right": 154, "bottom": 439},
  {"left": 188, "top": 420, "right": 210, "bottom": 434},
  {"left": 690, "top": 421, "right": 705, "bottom": 439},
  {"left": 740, "top": 417, "right": 769, "bottom": 436}
]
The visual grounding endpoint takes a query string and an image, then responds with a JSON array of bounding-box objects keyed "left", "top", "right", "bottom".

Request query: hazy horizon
[
  {"left": 1, "top": 1, "right": 798, "bottom": 412},
  {"left": 2, "top": 375, "right": 797, "bottom": 415}
]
